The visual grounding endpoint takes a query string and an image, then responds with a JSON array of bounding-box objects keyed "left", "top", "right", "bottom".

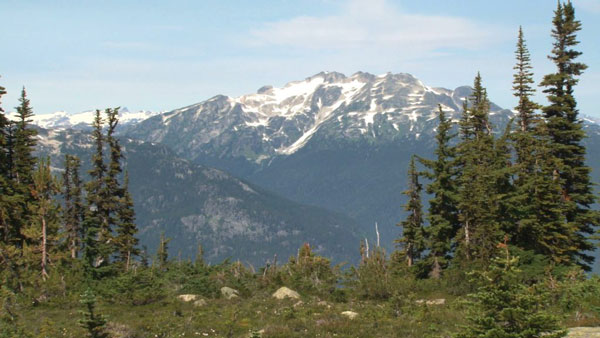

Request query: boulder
[
  {"left": 416, "top": 298, "right": 445, "bottom": 305},
  {"left": 221, "top": 287, "right": 239, "bottom": 299},
  {"left": 341, "top": 311, "right": 358, "bottom": 320},
  {"left": 177, "top": 294, "right": 199, "bottom": 302},
  {"left": 272, "top": 287, "right": 300, "bottom": 300}
]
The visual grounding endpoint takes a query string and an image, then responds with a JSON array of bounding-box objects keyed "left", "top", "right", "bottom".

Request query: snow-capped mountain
[
  {"left": 9, "top": 107, "right": 160, "bottom": 131},
  {"left": 126, "top": 71, "right": 600, "bottom": 252},
  {"left": 127, "top": 71, "right": 512, "bottom": 166}
]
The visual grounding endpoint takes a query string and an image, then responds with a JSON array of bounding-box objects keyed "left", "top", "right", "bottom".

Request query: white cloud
[{"left": 249, "top": 0, "right": 503, "bottom": 54}]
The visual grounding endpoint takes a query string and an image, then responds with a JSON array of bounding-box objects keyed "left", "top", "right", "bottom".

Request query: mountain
[
  {"left": 126, "top": 71, "right": 600, "bottom": 252},
  {"left": 35, "top": 128, "right": 362, "bottom": 266},
  {"left": 10, "top": 107, "right": 160, "bottom": 132}
]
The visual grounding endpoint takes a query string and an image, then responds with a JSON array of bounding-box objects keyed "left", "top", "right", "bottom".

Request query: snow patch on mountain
[
  {"left": 9, "top": 108, "right": 161, "bottom": 130},
  {"left": 126, "top": 71, "right": 518, "bottom": 163}
]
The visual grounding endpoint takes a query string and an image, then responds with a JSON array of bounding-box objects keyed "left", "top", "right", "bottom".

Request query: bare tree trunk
[
  {"left": 41, "top": 216, "right": 48, "bottom": 280},
  {"left": 70, "top": 238, "right": 77, "bottom": 259},
  {"left": 375, "top": 222, "right": 380, "bottom": 247},
  {"left": 464, "top": 219, "right": 471, "bottom": 260},
  {"left": 126, "top": 250, "right": 131, "bottom": 272},
  {"left": 430, "top": 257, "right": 441, "bottom": 279}
]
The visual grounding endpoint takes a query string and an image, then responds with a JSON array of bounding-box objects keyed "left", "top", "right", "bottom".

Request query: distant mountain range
[
  {"left": 9, "top": 108, "right": 161, "bottom": 132},
  {"left": 35, "top": 127, "right": 362, "bottom": 266},
  {"left": 30, "top": 71, "right": 600, "bottom": 268},
  {"left": 123, "top": 71, "right": 600, "bottom": 252}
]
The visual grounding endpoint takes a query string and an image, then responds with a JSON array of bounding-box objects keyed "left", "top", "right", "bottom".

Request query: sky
[{"left": 1, "top": 0, "right": 600, "bottom": 118}]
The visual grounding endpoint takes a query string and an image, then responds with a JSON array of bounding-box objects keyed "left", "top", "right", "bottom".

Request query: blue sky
[{"left": 1, "top": 0, "right": 599, "bottom": 117}]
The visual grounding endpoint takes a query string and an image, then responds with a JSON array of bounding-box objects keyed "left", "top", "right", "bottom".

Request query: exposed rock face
[
  {"left": 272, "top": 287, "right": 300, "bottom": 300},
  {"left": 33, "top": 129, "right": 362, "bottom": 267},
  {"left": 341, "top": 311, "right": 358, "bottom": 320},
  {"left": 221, "top": 287, "right": 240, "bottom": 299}
]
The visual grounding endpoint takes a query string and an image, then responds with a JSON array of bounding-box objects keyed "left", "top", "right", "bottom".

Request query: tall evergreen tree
[
  {"left": 62, "top": 154, "right": 84, "bottom": 259},
  {"left": 23, "top": 157, "right": 61, "bottom": 280},
  {"left": 12, "top": 87, "right": 37, "bottom": 187},
  {"left": 114, "top": 172, "right": 139, "bottom": 272},
  {"left": 512, "top": 27, "right": 540, "bottom": 175},
  {"left": 8, "top": 88, "right": 38, "bottom": 249},
  {"left": 396, "top": 156, "right": 426, "bottom": 268},
  {"left": 89, "top": 107, "right": 122, "bottom": 265},
  {"left": 156, "top": 231, "right": 170, "bottom": 269},
  {"left": 82, "top": 110, "right": 108, "bottom": 277},
  {"left": 539, "top": 1, "right": 597, "bottom": 269},
  {"left": 0, "top": 82, "right": 10, "bottom": 242},
  {"left": 455, "top": 74, "right": 503, "bottom": 263},
  {"left": 419, "top": 105, "right": 459, "bottom": 274}
]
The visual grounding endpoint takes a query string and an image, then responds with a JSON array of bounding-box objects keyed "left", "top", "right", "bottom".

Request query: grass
[{"left": 20, "top": 289, "right": 468, "bottom": 337}]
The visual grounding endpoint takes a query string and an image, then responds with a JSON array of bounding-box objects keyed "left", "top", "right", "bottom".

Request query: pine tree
[
  {"left": 513, "top": 27, "right": 539, "bottom": 136},
  {"left": 0, "top": 82, "right": 10, "bottom": 242},
  {"left": 10, "top": 88, "right": 37, "bottom": 248},
  {"left": 12, "top": 87, "right": 37, "bottom": 187},
  {"left": 455, "top": 240, "right": 566, "bottom": 338},
  {"left": 62, "top": 154, "right": 84, "bottom": 259},
  {"left": 418, "top": 105, "right": 459, "bottom": 275},
  {"left": 102, "top": 108, "right": 121, "bottom": 260},
  {"left": 23, "top": 157, "right": 61, "bottom": 280},
  {"left": 395, "top": 156, "right": 426, "bottom": 268},
  {"left": 195, "top": 243, "right": 205, "bottom": 267},
  {"left": 156, "top": 231, "right": 170, "bottom": 269},
  {"left": 82, "top": 110, "right": 107, "bottom": 277},
  {"left": 539, "top": 1, "right": 597, "bottom": 270},
  {"left": 114, "top": 172, "right": 139, "bottom": 272},
  {"left": 78, "top": 288, "right": 108, "bottom": 338},
  {"left": 0, "top": 82, "right": 25, "bottom": 292},
  {"left": 455, "top": 74, "right": 503, "bottom": 263}
]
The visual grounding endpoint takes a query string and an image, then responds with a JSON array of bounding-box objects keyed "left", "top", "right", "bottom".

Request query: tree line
[
  {"left": 0, "top": 87, "right": 139, "bottom": 290},
  {"left": 396, "top": 1, "right": 598, "bottom": 276}
]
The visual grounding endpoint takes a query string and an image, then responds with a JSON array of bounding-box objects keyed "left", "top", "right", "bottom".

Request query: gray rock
[
  {"left": 272, "top": 286, "right": 300, "bottom": 300},
  {"left": 221, "top": 286, "right": 239, "bottom": 299},
  {"left": 341, "top": 311, "right": 358, "bottom": 320},
  {"left": 177, "top": 294, "right": 199, "bottom": 302}
]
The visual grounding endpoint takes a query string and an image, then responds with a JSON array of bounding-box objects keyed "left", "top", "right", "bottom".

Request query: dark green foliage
[
  {"left": 114, "top": 172, "right": 139, "bottom": 272},
  {"left": 156, "top": 231, "right": 171, "bottom": 269},
  {"left": 419, "top": 105, "right": 459, "bottom": 275},
  {"left": 62, "top": 154, "right": 84, "bottom": 259},
  {"left": 24, "top": 157, "right": 61, "bottom": 280},
  {"left": 351, "top": 246, "right": 391, "bottom": 299},
  {"left": 513, "top": 27, "right": 539, "bottom": 136},
  {"left": 280, "top": 242, "right": 339, "bottom": 295},
  {"left": 12, "top": 87, "right": 37, "bottom": 187},
  {"left": 78, "top": 288, "right": 108, "bottom": 338},
  {"left": 396, "top": 156, "right": 426, "bottom": 268},
  {"left": 539, "top": 1, "right": 598, "bottom": 270},
  {"left": 456, "top": 243, "right": 567, "bottom": 338},
  {"left": 102, "top": 269, "right": 167, "bottom": 305},
  {"left": 82, "top": 110, "right": 108, "bottom": 277},
  {"left": 455, "top": 74, "right": 504, "bottom": 264}
]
